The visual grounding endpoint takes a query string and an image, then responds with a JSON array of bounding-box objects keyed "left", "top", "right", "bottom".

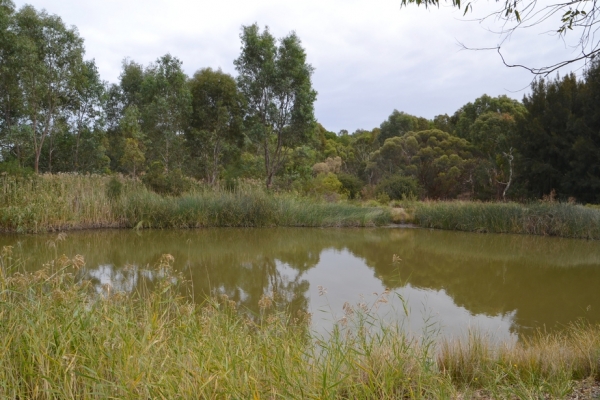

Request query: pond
[{"left": 2, "top": 227, "right": 600, "bottom": 342}]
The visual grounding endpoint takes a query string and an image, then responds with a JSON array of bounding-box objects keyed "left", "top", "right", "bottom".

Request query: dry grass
[
  {"left": 438, "top": 326, "right": 600, "bottom": 398},
  {"left": 1, "top": 249, "right": 598, "bottom": 399}
]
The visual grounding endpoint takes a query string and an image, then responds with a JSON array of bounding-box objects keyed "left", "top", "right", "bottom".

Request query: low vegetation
[
  {"left": 0, "top": 251, "right": 598, "bottom": 399},
  {"left": 4, "top": 173, "right": 600, "bottom": 240},
  {"left": 411, "top": 200, "right": 600, "bottom": 240},
  {"left": 0, "top": 174, "right": 390, "bottom": 233}
]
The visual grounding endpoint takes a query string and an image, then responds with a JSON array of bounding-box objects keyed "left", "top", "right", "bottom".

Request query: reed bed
[
  {"left": 413, "top": 201, "right": 600, "bottom": 240},
  {"left": 122, "top": 190, "right": 390, "bottom": 229},
  {"left": 0, "top": 174, "right": 390, "bottom": 232},
  {"left": 1, "top": 250, "right": 599, "bottom": 399}
]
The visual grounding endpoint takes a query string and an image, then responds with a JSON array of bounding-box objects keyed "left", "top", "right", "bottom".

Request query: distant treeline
[{"left": 1, "top": 1, "right": 599, "bottom": 203}]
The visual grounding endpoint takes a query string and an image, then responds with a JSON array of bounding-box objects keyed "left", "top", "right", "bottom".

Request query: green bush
[
  {"left": 337, "top": 173, "right": 363, "bottom": 199},
  {"left": 0, "top": 160, "right": 34, "bottom": 177},
  {"left": 305, "top": 172, "right": 348, "bottom": 200},
  {"left": 376, "top": 175, "right": 421, "bottom": 200}
]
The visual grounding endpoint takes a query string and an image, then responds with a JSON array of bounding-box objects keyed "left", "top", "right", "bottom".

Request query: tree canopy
[
  {"left": 516, "top": 61, "right": 600, "bottom": 203},
  {"left": 186, "top": 68, "right": 245, "bottom": 184},
  {"left": 234, "top": 24, "right": 317, "bottom": 188},
  {"left": 368, "top": 129, "right": 477, "bottom": 198},
  {"left": 1, "top": 1, "right": 600, "bottom": 203}
]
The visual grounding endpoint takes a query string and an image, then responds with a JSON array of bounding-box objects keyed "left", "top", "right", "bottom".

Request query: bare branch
[{"left": 404, "top": 0, "right": 600, "bottom": 74}]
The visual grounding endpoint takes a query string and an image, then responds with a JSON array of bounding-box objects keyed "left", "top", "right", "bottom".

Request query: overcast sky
[{"left": 13, "top": 0, "right": 589, "bottom": 133}]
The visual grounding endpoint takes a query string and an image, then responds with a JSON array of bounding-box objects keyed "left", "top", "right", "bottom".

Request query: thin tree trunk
[{"left": 498, "top": 147, "right": 514, "bottom": 201}]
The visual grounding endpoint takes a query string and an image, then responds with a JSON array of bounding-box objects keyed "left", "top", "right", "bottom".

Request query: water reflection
[{"left": 2, "top": 227, "right": 600, "bottom": 340}]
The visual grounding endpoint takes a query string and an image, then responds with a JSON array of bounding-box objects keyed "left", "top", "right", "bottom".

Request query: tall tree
[
  {"left": 140, "top": 54, "right": 191, "bottom": 173},
  {"left": 0, "top": 0, "right": 23, "bottom": 163},
  {"left": 367, "top": 129, "right": 477, "bottom": 198},
  {"left": 516, "top": 67, "right": 600, "bottom": 202},
  {"left": 117, "top": 55, "right": 191, "bottom": 173},
  {"left": 68, "top": 60, "right": 105, "bottom": 171},
  {"left": 452, "top": 94, "right": 526, "bottom": 199},
  {"left": 186, "top": 68, "right": 244, "bottom": 185},
  {"left": 452, "top": 94, "right": 524, "bottom": 139},
  {"left": 378, "top": 110, "right": 430, "bottom": 144},
  {"left": 12, "top": 5, "right": 86, "bottom": 173},
  {"left": 118, "top": 105, "right": 145, "bottom": 177},
  {"left": 235, "top": 24, "right": 317, "bottom": 188},
  {"left": 103, "top": 82, "right": 126, "bottom": 172}
]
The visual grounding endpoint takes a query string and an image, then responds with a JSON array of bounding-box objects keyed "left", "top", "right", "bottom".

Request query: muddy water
[{"left": 2, "top": 227, "right": 600, "bottom": 340}]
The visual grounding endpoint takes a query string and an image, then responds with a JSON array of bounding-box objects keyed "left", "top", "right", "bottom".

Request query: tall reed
[
  {"left": 413, "top": 200, "right": 600, "bottom": 239},
  {"left": 1, "top": 251, "right": 598, "bottom": 399},
  {"left": 0, "top": 174, "right": 390, "bottom": 232}
]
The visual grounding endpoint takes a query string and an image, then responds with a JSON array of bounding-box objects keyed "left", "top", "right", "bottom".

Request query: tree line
[{"left": 1, "top": 1, "right": 599, "bottom": 203}]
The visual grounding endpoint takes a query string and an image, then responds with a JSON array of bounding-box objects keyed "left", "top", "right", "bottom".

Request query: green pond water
[{"left": 2, "top": 227, "right": 600, "bottom": 341}]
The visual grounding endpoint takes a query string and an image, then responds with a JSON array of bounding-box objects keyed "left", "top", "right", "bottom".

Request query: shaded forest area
[{"left": 1, "top": 1, "right": 599, "bottom": 203}]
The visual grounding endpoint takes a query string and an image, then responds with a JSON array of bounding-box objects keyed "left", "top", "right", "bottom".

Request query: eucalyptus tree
[
  {"left": 186, "top": 68, "right": 244, "bottom": 185},
  {"left": 119, "top": 59, "right": 144, "bottom": 109},
  {"left": 235, "top": 24, "right": 317, "bottom": 189},
  {"left": 117, "top": 55, "right": 191, "bottom": 174},
  {"left": 452, "top": 95, "right": 526, "bottom": 199},
  {"left": 37, "top": 58, "right": 107, "bottom": 173},
  {"left": 11, "top": 4, "right": 87, "bottom": 173},
  {"left": 348, "top": 128, "right": 380, "bottom": 183},
  {"left": 368, "top": 129, "right": 477, "bottom": 199},
  {"left": 378, "top": 110, "right": 430, "bottom": 145},
  {"left": 68, "top": 60, "right": 105, "bottom": 172},
  {"left": 0, "top": 0, "right": 23, "bottom": 163},
  {"left": 103, "top": 83, "right": 126, "bottom": 172},
  {"left": 139, "top": 54, "right": 191, "bottom": 173},
  {"left": 118, "top": 105, "right": 145, "bottom": 177}
]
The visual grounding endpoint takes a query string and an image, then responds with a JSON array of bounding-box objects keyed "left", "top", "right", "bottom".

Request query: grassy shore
[
  {"left": 411, "top": 200, "right": 600, "bottom": 240},
  {"left": 4, "top": 174, "right": 600, "bottom": 240},
  {"left": 0, "top": 174, "right": 390, "bottom": 233},
  {"left": 1, "top": 251, "right": 599, "bottom": 399}
]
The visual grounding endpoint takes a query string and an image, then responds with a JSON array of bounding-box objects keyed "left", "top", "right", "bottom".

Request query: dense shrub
[
  {"left": 0, "top": 161, "right": 34, "bottom": 177},
  {"left": 337, "top": 173, "right": 363, "bottom": 199},
  {"left": 376, "top": 175, "right": 421, "bottom": 200},
  {"left": 305, "top": 172, "right": 347, "bottom": 200}
]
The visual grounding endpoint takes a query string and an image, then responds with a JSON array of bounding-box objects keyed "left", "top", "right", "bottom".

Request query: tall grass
[
  {"left": 1, "top": 250, "right": 599, "bottom": 399},
  {"left": 0, "top": 173, "right": 128, "bottom": 232},
  {"left": 0, "top": 174, "right": 390, "bottom": 232},
  {"left": 123, "top": 190, "right": 390, "bottom": 229},
  {"left": 413, "top": 201, "right": 600, "bottom": 239}
]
